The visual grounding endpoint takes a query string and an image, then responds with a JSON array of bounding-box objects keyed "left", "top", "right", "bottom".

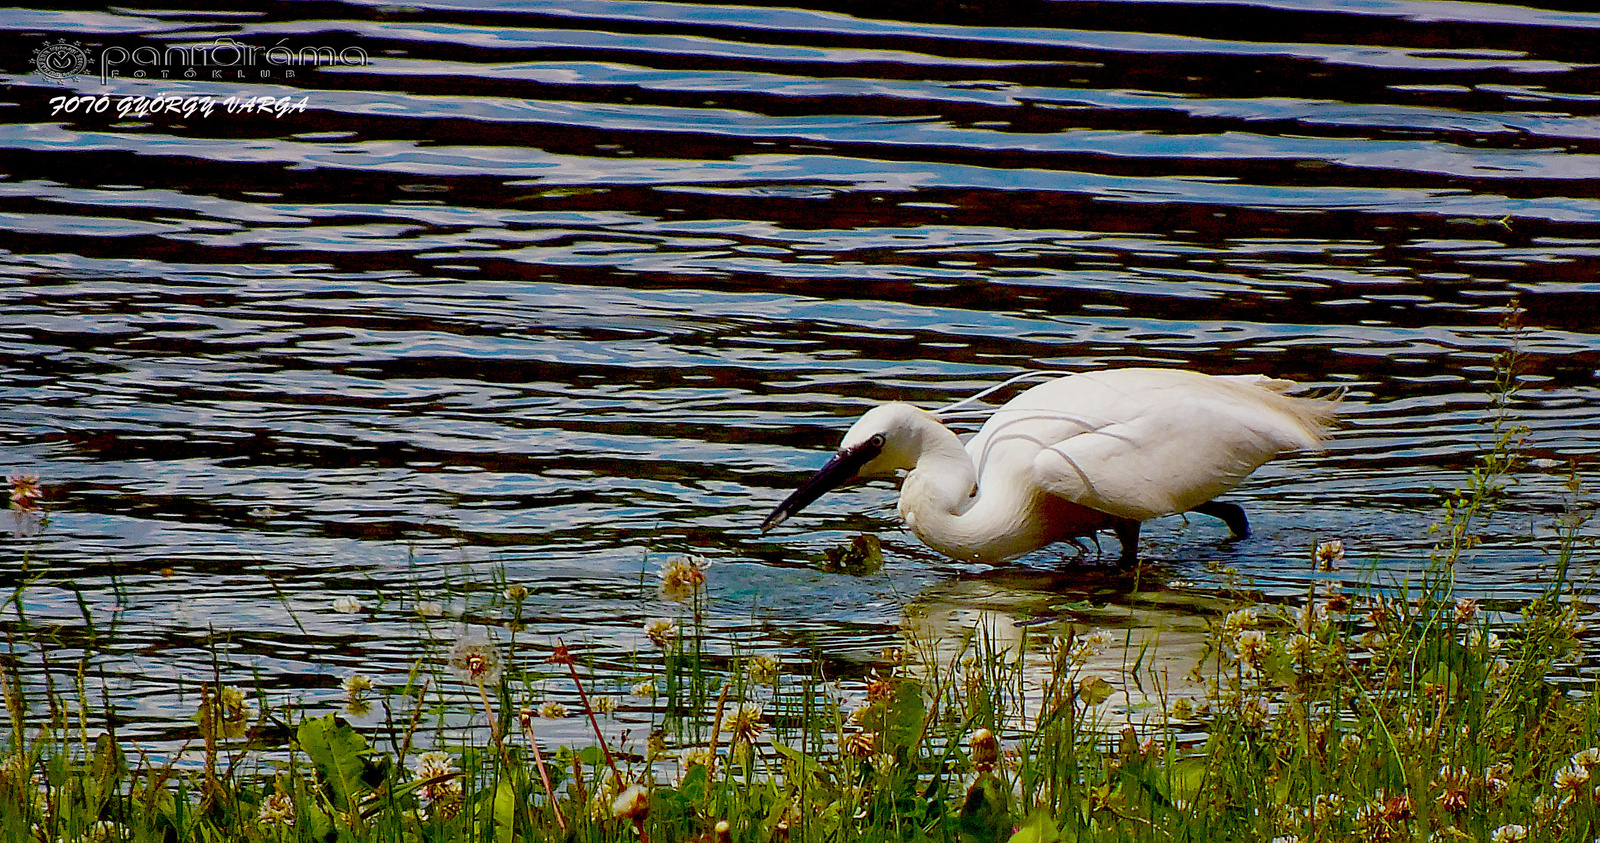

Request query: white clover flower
[
  {"left": 1490, "top": 823, "right": 1528, "bottom": 843},
  {"left": 1314, "top": 539, "right": 1344, "bottom": 571},
  {"left": 660, "top": 555, "right": 708, "bottom": 602},
  {"left": 722, "top": 702, "right": 765, "bottom": 744},
  {"left": 1235, "top": 629, "right": 1268, "bottom": 665},
  {"left": 257, "top": 792, "right": 295, "bottom": 828},
  {"left": 1554, "top": 763, "right": 1590, "bottom": 793}
]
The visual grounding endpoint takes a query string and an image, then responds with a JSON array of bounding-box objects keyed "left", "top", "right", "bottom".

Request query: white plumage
[{"left": 762, "top": 367, "right": 1336, "bottom": 564}]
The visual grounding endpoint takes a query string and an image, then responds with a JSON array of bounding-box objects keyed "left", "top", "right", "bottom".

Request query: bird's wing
[{"left": 966, "top": 369, "right": 1331, "bottom": 521}]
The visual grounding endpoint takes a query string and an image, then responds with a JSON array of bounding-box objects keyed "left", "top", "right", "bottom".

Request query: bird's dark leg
[
  {"left": 1192, "top": 500, "right": 1249, "bottom": 538},
  {"left": 1113, "top": 518, "right": 1141, "bottom": 566}
]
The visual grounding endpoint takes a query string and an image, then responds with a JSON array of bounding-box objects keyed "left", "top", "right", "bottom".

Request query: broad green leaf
[
  {"left": 959, "top": 772, "right": 1013, "bottom": 843},
  {"left": 493, "top": 778, "right": 517, "bottom": 843},
  {"left": 1007, "top": 810, "right": 1060, "bottom": 843},
  {"left": 1078, "top": 676, "right": 1115, "bottom": 707},
  {"left": 297, "top": 713, "right": 382, "bottom": 814}
]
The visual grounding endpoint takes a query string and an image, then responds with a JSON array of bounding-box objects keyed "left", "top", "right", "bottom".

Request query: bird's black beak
[{"left": 761, "top": 438, "right": 883, "bottom": 533}]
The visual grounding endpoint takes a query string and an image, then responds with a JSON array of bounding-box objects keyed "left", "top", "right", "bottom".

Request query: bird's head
[{"left": 760, "top": 403, "right": 933, "bottom": 533}]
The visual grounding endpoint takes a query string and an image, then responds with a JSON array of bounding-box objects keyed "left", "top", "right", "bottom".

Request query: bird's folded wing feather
[{"left": 1012, "top": 371, "right": 1330, "bottom": 521}]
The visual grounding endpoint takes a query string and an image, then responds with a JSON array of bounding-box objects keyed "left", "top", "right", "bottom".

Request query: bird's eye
[{"left": 869, "top": 433, "right": 886, "bottom": 448}]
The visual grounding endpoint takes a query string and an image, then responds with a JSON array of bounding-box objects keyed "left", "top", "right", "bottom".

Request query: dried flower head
[
  {"left": 630, "top": 681, "right": 657, "bottom": 698},
  {"left": 865, "top": 674, "right": 895, "bottom": 703},
  {"left": 539, "top": 702, "right": 568, "bottom": 719},
  {"left": 721, "top": 702, "right": 765, "bottom": 745},
  {"left": 660, "top": 555, "right": 708, "bottom": 602},
  {"left": 841, "top": 730, "right": 876, "bottom": 758},
  {"left": 257, "top": 791, "right": 295, "bottom": 827},
  {"left": 594, "top": 695, "right": 618, "bottom": 715},
  {"left": 503, "top": 583, "right": 528, "bottom": 603},
  {"left": 644, "top": 619, "right": 675, "bottom": 649},
  {"left": 1454, "top": 597, "right": 1479, "bottom": 625},
  {"left": 448, "top": 635, "right": 503, "bottom": 685},
  {"left": 681, "top": 746, "right": 715, "bottom": 770},
  {"left": 1314, "top": 539, "right": 1345, "bottom": 571}
]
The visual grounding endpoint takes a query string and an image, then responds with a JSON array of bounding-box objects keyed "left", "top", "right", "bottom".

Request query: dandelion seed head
[{"left": 447, "top": 635, "right": 502, "bottom": 685}]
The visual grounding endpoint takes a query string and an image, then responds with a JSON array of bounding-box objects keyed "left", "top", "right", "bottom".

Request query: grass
[{"left": 1, "top": 357, "right": 1595, "bottom": 843}]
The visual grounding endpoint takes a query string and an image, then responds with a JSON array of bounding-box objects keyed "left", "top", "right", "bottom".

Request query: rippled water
[{"left": 1, "top": 0, "right": 1597, "bottom": 755}]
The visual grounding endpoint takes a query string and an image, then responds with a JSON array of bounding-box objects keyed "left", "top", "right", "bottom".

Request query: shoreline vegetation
[{"left": 3, "top": 343, "right": 1596, "bottom": 843}]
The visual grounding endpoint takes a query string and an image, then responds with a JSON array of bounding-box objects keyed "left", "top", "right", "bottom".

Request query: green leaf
[
  {"left": 1165, "top": 756, "right": 1208, "bottom": 804},
  {"left": 1078, "top": 676, "right": 1115, "bottom": 707},
  {"left": 1007, "top": 810, "right": 1060, "bottom": 843},
  {"left": 575, "top": 744, "right": 608, "bottom": 769},
  {"left": 493, "top": 778, "right": 517, "bottom": 843},
  {"left": 678, "top": 764, "right": 708, "bottom": 803},
  {"left": 959, "top": 772, "right": 1013, "bottom": 843},
  {"left": 296, "top": 713, "right": 384, "bottom": 814},
  {"left": 822, "top": 533, "right": 884, "bottom": 575},
  {"left": 886, "top": 679, "right": 927, "bottom": 754}
]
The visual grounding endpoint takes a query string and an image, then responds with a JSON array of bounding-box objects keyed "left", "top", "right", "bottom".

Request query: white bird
[{"left": 761, "top": 368, "right": 1337, "bottom": 564}]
